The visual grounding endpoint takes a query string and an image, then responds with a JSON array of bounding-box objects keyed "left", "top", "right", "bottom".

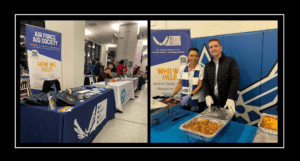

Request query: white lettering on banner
[{"left": 74, "top": 99, "right": 107, "bottom": 140}]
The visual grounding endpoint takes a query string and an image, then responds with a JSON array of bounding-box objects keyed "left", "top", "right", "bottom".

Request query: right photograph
[{"left": 150, "top": 20, "right": 279, "bottom": 143}]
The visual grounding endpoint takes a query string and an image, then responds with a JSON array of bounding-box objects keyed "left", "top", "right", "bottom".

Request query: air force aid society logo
[
  {"left": 74, "top": 99, "right": 107, "bottom": 140},
  {"left": 121, "top": 89, "right": 126, "bottom": 105},
  {"left": 199, "top": 44, "right": 278, "bottom": 125},
  {"left": 153, "top": 36, "right": 181, "bottom": 46},
  {"left": 30, "top": 50, "right": 39, "bottom": 59}
]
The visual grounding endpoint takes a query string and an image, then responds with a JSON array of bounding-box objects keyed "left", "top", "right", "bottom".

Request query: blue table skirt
[
  {"left": 150, "top": 110, "right": 258, "bottom": 143},
  {"left": 20, "top": 75, "right": 30, "bottom": 79},
  {"left": 20, "top": 89, "right": 116, "bottom": 143}
]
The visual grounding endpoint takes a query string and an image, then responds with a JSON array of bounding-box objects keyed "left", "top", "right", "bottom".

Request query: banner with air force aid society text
[
  {"left": 26, "top": 25, "right": 61, "bottom": 90},
  {"left": 151, "top": 29, "right": 191, "bottom": 98}
]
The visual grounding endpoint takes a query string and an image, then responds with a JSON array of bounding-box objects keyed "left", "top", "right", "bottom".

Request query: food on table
[
  {"left": 183, "top": 119, "right": 222, "bottom": 135},
  {"left": 151, "top": 100, "right": 168, "bottom": 109},
  {"left": 260, "top": 115, "right": 278, "bottom": 131},
  {"left": 161, "top": 97, "right": 181, "bottom": 106}
]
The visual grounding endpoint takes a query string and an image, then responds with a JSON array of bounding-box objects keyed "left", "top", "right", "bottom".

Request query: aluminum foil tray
[
  {"left": 199, "top": 106, "right": 236, "bottom": 122},
  {"left": 150, "top": 99, "right": 169, "bottom": 117},
  {"left": 258, "top": 113, "right": 278, "bottom": 135},
  {"left": 179, "top": 114, "right": 228, "bottom": 142},
  {"left": 150, "top": 99, "right": 181, "bottom": 117},
  {"left": 151, "top": 100, "right": 182, "bottom": 126},
  {"left": 253, "top": 127, "right": 278, "bottom": 143}
]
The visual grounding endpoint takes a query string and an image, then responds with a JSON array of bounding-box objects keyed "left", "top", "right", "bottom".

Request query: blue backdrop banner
[{"left": 191, "top": 29, "right": 278, "bottom": 125}]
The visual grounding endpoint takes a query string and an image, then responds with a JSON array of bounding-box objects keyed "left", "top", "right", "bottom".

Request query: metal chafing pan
[
  {"left": 150, "top": 99, "right": 168, "bottom": 116},
  {"left": 258, "top": 113, "right": 278, "bottom": 135},
  {"left": 150, "top": 98, "right": 182, "bottom": 125},
  {"left": 179, "top": 114, "right": 228, "bottom": 142},
  {"left": 253, "top": 127, "right": 278, "bottom": 143},
  {"left": 150, "top": 98, "right": 181, "bottom": 116}
]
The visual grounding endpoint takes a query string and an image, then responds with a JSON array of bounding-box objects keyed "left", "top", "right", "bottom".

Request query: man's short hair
[
  {"left": 188, "top": 47, "right": 199, "bottom": 57},
  {"left": 208, "top": 38, "right": 222, "bottom": 46},
  {"left": 105, "top": 67, "right": 111, "bottom": 70},
  {"left": 95, "top": 58, "right": 99, "bottom": 61}
]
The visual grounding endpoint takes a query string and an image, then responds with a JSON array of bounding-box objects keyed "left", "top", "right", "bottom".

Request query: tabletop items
[
  {"left": 20, "top": 91, "right": 78, "bottom": 107},
  {"left": 20, "top": 85, "right": 107, "bottom": 108}
]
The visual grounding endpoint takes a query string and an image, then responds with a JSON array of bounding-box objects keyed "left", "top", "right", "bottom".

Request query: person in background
[
  {"left": 26, "top": 60, "right": 29, "bottom": 74},
  {"left": 146, "top": 65, "right": 148, "bottom": 80},
  {"left": 100, "top": 62, "right": 104, "bottom": 72},
  {"left": 85, "top": 68, "right": 91, "bottom": 75},
  {"left": 108, "top": 64, "right": 114, "bottom": 78},
  {"left": 133, "top": 66, "right": 140, "bottom": 75},
  {"left": 89, "top": 62, "right": 94, "bottom": 74},
  {"left": 110, "top": 60, "right": 117, "bottom": 73},
  {"left": 123, "top": 64, "right": 128, "bottom": 75},
  {"left": 116, "top": 60, "right": 124, "bottom": 78},
  {"left": 164, "top": 47, "right": 205, "bottom": 113},
  {"left": 133, "top": 65, "right": 137, "bottom": 73},
  {"left": 203, "top": 38, "right": 240, "bottom": 118},
  {"left": 98, "top": 67, "right": 113, "bottom": 82},
  {"left": 94, "top": 58, "right": 101, "bottom": 82}
]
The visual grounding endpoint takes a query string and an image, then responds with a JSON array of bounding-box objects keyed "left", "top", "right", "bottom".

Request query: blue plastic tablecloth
[
  {"left": 150, "top": 110, "right": 258, "bottom": 143},
  {"left": 20, "top": 89, "right": 116, "bottom": 143}
]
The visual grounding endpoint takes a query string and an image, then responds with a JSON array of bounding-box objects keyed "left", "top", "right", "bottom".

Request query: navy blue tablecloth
[
  {"left": 151, "top": 110, "right": 258, "bottom": 143},
  {"left": 20, "top": 89, "right": 116, "bottom": 143},
  {"left": 20, "top": 75, "right": 30, "bottom": 79}
]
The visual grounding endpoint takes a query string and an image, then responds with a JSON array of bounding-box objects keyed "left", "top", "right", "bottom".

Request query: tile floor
[{"left": 92, "top": 81, "right": 148, "bottom": 143}]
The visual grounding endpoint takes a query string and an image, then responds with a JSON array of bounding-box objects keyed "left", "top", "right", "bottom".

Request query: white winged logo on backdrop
[
  {"left": 199, "top": 45, "right": 278, "bottom": 125},
  {"left": 153, "top": 36, "right": 169, "bottom": 46}
]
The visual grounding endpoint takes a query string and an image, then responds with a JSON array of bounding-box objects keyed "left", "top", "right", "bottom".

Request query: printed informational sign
[
  {"left": 26, "top": 25, "right": 62, "bottom": 90},
  {"left": 150, "top": 30, "right": 191, "bottom": 98}
]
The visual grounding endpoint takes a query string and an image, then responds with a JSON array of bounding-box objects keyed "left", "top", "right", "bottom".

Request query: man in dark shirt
[
  {"left": 203, "top": 38, "right": 240, "bottom": 113},
  {"left": 97, "top": 67, "right": 113, "bottom": 82}
]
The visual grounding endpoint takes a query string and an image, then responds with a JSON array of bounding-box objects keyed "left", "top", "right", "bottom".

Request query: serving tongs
[
  {"left": 172, "top": 113, "right": 189, "bottom": 121},
  {"left": 152, "top": 95, "right": 168, "bottom": 100}
]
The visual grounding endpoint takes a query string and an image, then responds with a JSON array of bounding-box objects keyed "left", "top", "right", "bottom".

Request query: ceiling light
[
  {"left": 137, "top": 21, "right": 147, "bottom": 34},
  {"left": 85, "top": 29, "right": 92, "bottom": 35},
  {"left": 138, "top": 21, "right": 147, "bottom": 26},
  {"left": 112, "top": 24, "right": 119, "bottom": 31}
]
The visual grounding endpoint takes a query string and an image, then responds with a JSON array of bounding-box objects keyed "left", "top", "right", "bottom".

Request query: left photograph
[{"left": 19, "top": 20, "right": 148, "bottom": 143}]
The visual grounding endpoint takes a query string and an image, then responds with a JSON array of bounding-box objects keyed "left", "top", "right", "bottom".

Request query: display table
[
  {"left": 151, "top": 110, "right": 258, "bottom": 143},
  {"left": 132, "top": 75, "right": 145, "bottom": 90},
  {"left": 93, "top": 81, "right": 134, "bottom": 112},
  {"left": 20, "top": 89, "right": 116, "bottom": 143},
  {"left": 123, "top": 78, "right": 139, "bottom": 92}
]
